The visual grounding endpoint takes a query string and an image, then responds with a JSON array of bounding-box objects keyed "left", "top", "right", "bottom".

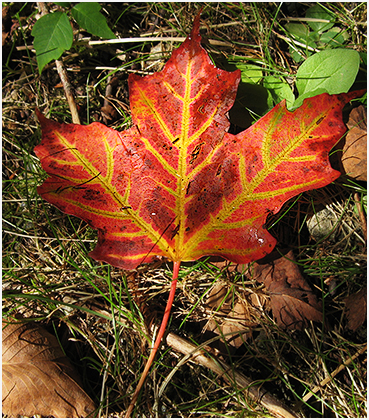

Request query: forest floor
[{"left": 2, "top": 2, "right": 367, "bottom": 418}]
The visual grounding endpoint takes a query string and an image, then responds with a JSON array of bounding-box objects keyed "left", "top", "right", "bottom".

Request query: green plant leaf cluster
[
  {"left": 230, "top": 4, "right": 362, "bottom": 115},
  {"left": 32, "top": 2, "right": 116, "bottom": 73},
  {"left": 285, "top": 4, "right": 349, "bottom": 63}
]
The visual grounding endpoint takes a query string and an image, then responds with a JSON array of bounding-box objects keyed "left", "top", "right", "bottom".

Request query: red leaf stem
[{"left": 125, "top": 261, "right": 181, "bottom": 417}]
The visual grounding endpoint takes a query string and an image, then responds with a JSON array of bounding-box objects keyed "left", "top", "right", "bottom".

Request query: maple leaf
[
  {"left": 35, "top": 53, "right": 363, "bottom": 270},
  {"left": 34, "top": 13, "right": 364, "bottom": 416}
]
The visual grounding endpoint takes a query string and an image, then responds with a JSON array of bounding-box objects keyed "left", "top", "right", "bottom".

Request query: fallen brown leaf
[
  {"left": 339, "top": 105, "right": 367, "bottom": 181},
  {"left": 2, "top": 318, "right": 96, "bottom": 418},
  {"left": 252, "top": 250, "right": 323, "bottom": 329},
  {"left": 343, "top": 287, "right": 367, "bottom": 331},
  {"left": 2, "top": 6, "right": 11, "bottom": 46},
  {"left": 203, "top": 281, "right": 267, "bottom": 351}
]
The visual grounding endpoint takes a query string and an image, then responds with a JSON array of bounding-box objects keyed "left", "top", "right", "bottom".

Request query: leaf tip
[
  {"left": 35, "top": 108, "right": 47, "bottom": 125},
  {"left": 189, "top": 9, "right": 202, "bottom": 41}
]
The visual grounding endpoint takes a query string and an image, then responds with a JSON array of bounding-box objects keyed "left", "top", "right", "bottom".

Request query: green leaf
[
  {"left": 290, "top": 49, "right": 304, "bottom": 63},
  {"left": 284, "top": 22, "right": 318, "bottom": 64},
  {"left": 234, "top": 63, "right": 263, "bottom": 84},
  {"left": 71, "top": 2, "right": 116, "bottom": 39},
  {"left": 319, "top": 27, "right": 349, "bottom": 47},
  {"left": 292, "top": 88, "right": 328, "bottom": 110},
  {"left": 306, "top": 4, "right": 335, "bottom": 33},
  {"left": 296, "top": 49, "right": 360, "bottom": 97},
  {"left": 31, "top": 12, "right": 73, "bottom": 74},
  {"left": 359, "top": 52, "right": 367, "bottom": 66},
  {"left": 285, "top": 23, "right": 310, "bottom": 43},
  {"left": 263, "top": 75, "right": 295, "bottom": 109}
]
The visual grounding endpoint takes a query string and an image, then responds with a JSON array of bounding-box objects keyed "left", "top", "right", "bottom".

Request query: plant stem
[{"left": 125, "top": 261, "right": 181, "bottom": 418}]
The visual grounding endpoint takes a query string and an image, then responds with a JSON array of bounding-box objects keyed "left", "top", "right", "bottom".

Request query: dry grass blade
[{"left": 301, "top": 344, "right": 367, "bottom": 404}]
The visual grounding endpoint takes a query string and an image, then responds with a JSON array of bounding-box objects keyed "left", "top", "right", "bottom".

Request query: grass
[{"left": 2, "top": 2, "right": 367, "bottom": 418}]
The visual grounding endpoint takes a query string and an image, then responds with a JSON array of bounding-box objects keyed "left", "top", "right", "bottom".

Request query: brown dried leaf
[
  {"left": 343, "top": 287, "right": 367, "bottom": 331},
  {"left": 340, "top": 105, "right": 367, "bottom": 181},
  {"left": 203, "top": 281, "right": 267, "bottom": 350},
  {"left": 2, "top": 6, "right": 11, "bottom": 46},
  {"left": 2, "top": 319, "right": 96, "bottom": 418},
  {"left": 101, "top": 103, "right": 118, "bottom": 122},
  {"left": 252, "top": 250, "right": 323, "bottom": 329}
]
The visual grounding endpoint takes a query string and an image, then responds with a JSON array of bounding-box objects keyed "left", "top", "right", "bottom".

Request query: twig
[
  {"left": 16, "top": 36, "right": 237, "bottom": 52},
  {"left": 54, "top": 60, "right": 80, "bottom": 124},
  {"left": 164, "top": 331, "right": 299, "bottom": 418},
  {"left": 36, "top": 2, "right": 80, "bottom": 124},
  {"left": 53, "top": 60, "right": 80, "bottom": 124}
]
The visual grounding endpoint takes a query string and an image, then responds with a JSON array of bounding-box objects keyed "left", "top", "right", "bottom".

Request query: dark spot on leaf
[
  {"left": 186, "top": 181, "right": 192, "bottom": 195},
  {"left": 82, "top": 189, "right": 105, "bottom": 202},
  {"left": 316, "top": 116, "right": 324, "bottom": 125},
  {"left": 190, "top": 142, "right": 204, "bottom": 164},
  {"left": 170, "top": 224, "right": 180, "bottom": 239}
]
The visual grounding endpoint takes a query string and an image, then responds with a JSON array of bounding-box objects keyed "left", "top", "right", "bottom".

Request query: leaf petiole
[{"left": 125, "top": 261, "right": 181, "bottom": 417}]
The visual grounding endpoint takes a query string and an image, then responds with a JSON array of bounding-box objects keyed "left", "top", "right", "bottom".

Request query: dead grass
[{"left": 2, "top": 2, "right": 367, "bottom": 418}]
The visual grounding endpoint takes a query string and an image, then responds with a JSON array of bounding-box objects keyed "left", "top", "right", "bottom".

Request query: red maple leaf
[{"left": 34, "top": 14, "right": 364, "bottom": 416}]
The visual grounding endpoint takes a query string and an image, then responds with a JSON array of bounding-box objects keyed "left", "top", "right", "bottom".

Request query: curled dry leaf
[
  {"left": 338, "top": 105, "right": 367, "bottom": 181},
  {"left": 2, "top": 319, "right": 96, "bottom": 418},
  {"left": 203, "top": 281, "right": 255, "bottom": 348},
  {"left": 203, "top": 281, "right": 268, "bottom": 351},
  {"left": 343, "top": 287, "right": 367, "bottom": 331},
  {"left": 252, "top": 250, "right": 323, "bottom": 329},
  {"left": 2, "top": 6, "right": 11, "bottom": 46}
]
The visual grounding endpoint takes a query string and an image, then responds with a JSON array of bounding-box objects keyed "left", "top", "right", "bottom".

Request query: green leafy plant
[
  {"left": 231, "top": 47, "right": 360, "bottom": 113},
  {"left": 31, "top": 2, "right": 116, "bottom": 73},
  {"left": 229, "top": 4, "right": 363, "bottom": 113},
  {"left": 285, "top": 4, "right": 349, "bottom": 62}
]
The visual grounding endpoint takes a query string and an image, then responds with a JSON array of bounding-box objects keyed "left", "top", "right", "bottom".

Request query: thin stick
[
  {"left": 163, "top": 332, "right": 298, "bottom": 418},
  {"left": 16, "top": 37, "right": 236, "bottom": 52},
  {"left": 55, "top": 59, "right": 80, "bottom": 124},
  {"left": 125, "top": 261, "right": 181, "bottom": 418}
]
